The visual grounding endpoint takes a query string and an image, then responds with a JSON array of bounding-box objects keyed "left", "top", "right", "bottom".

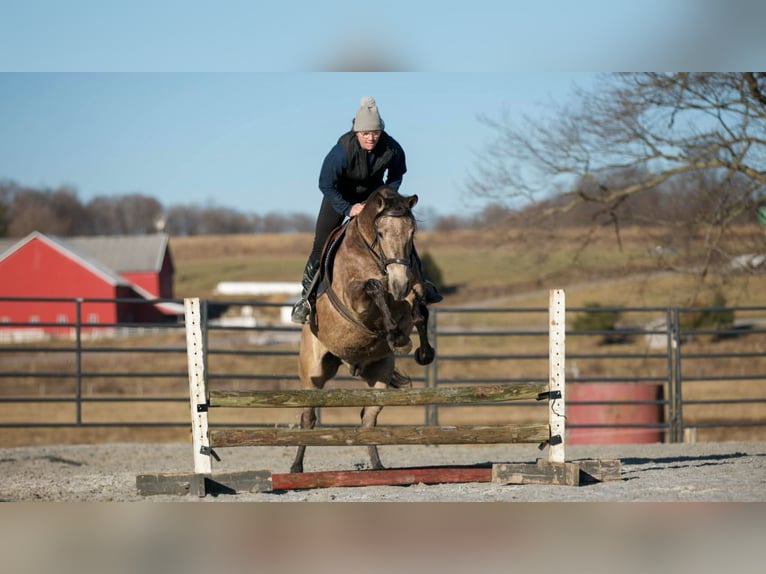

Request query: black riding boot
[
  {"left": 291, "top": 258, "right": 319, "bottom": 324},
  {"left": 423, "top": 279, "right": 443, "bottom": 304},
  {"left": 412, "top": 249, "right": 443, "bottom": 304}
]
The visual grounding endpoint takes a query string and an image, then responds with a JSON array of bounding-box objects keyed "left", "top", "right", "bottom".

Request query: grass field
[{"left": 169, "top": 225, "right": 766, "bottom": 307}]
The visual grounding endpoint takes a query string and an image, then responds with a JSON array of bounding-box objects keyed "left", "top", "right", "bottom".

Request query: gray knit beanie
[{"left": 352, "top": 96, "right": 385, "bottom": 132}]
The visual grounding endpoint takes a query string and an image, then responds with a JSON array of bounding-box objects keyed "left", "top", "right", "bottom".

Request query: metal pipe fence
[{"left": 1, "top": 297, "right": 765, "bottom": 443}]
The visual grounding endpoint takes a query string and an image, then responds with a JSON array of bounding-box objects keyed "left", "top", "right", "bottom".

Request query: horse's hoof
[
  {"left": 395, "top": 340, "right": 413, "bottom": 355},
  {"left": 290, "top": 464, "right": 303, "bottom": 474},
  {"left": 415, "top": 346, "right": 435, "bottom": 365},
  {"left": 390, "top": 370, "right": 412, "bottom": 388}
]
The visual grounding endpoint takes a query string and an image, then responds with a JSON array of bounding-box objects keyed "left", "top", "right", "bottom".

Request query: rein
[{"left": 325, "top": 282, "right": 379, "bottom": 337}]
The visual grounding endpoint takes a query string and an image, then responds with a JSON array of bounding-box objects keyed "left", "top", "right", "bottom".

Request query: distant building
[
  {"left": 0, "top": 231, "right": 180, "bottom": 334},
  {"left": 213, "top": 281, "right": 302, "bottom": 297}
]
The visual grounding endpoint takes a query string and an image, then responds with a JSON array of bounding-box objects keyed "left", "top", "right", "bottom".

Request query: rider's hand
[{"left": 349, "top": 203, "right": 365, "bottom": 217}]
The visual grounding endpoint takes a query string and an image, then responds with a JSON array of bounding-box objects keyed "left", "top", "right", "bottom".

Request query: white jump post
[
  {"left": 185, "top": 298, "right": 212, "bottom": 475},
  {"left": 547, "top": 288, "right": 566, "bottom": 464}
]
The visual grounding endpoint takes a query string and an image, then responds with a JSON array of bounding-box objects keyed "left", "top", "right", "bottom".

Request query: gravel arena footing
[{"left": 1, "top": 440, "right": 764, "bottom": 502}]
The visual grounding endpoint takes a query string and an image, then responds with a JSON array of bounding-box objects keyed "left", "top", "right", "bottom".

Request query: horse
[{"left": 290, "top": 186, "right": 435, "bottom": 473}]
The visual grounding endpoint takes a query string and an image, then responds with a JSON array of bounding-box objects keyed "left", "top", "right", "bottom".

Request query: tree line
[
  {"left": 1, "top": 170, "right": 762, "bottom": 240},
  {"left": 0, "top": 180, "right": 494, "bottom": 238},
  {"left": 0, "top": 181, "right": 316, "bottom": 237},
  {"left": 0, "top": 179, "right": 522, "bottom": 238}
]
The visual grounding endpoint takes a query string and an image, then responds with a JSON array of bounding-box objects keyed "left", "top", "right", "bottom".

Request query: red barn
[{"left": 0, "top": 232, "right": 179, "bottom": 335}]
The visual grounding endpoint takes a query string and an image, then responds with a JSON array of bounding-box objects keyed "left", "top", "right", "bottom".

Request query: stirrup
[{"left": 291, "top": 298, "right": 312, "bottom": 324}]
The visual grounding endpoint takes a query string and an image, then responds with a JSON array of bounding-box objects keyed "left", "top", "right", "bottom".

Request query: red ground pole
[{"left": 271, "top": 466, "right": 493, "bottom": 490}]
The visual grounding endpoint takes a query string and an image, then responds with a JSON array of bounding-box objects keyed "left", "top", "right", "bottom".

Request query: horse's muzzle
[{"left": 386, "top": 263, "right": 412, "bottom": 301}]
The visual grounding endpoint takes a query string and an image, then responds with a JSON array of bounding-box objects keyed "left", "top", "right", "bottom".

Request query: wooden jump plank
[
  {"left": 491, "top": 458, "right": 622, "bottom": 486},
  {"left": 137, "top": 470, "right": 272, "bottom": 496},
  {"left": 211, "top": 423, "right": 550, "bottom": 448},
  {"left": 492, "top": 460, "right": 580, "bottom": 486},
  {"left": 209, "top": 382, "right": 549, "bottom": 408},
  {"left": 271, "top": 466, "right": 493, "bottom": 490},
  {"left": 137, "top": 472, "right": 196, "bottom": 496}
]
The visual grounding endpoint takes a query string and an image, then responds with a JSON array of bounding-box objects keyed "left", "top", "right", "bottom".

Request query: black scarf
[{"left": 337, "top": 131, "right": 396, "bottom": 184}]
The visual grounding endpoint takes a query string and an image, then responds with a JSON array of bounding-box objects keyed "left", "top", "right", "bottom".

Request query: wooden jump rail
[
  {"left": 209, "top": 383, "right": 548, "bottom": 407},
  {"left": 213, "top": 423, "right": 551, "bottom": 448},
  {"left": 136, "top": 289, "right": 621, "bottom": 496},
  {"left": 208, "top": 383, "right": 551, "bottom": 448}
]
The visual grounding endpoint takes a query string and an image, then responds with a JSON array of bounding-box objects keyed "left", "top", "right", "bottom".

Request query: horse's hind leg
[
  {"left": 290, "top": 408, "right": 316, "bottom": 474},
  {"left": 360, "top": 398, "right": 386, "bottom": 470},
  {"left": 359, "top": 357, "right": 395, "bottom": 470},
  {"left": 290, "top": 327, "right": 340, "bottom": 473}
]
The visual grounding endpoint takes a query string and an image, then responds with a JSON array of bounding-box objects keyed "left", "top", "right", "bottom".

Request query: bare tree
[
  {"left": 115, "top": 194, "right": 164, "bottom": 234},
  {"left": 85, "top": 196, "right": 123, "bottom": 235},
  {"left": 468, "top": 73, "right": 766, "bottom": 299},
  {"left": 472, "top": 73, "right": 765, "bottom": 212},
  {"left": 0, "top": 181, "right": 17, "bottom": 236},
  {"left": 285, "top": 212, "right": 315, "bottom": 233},
  {"left": 3, "top": 183, "right": 91, "bottom": 237}
]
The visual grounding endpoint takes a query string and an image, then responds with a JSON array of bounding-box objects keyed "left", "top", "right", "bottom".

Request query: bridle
[{"left": 356, "top": 207, "right": 415, "bottom": 275}]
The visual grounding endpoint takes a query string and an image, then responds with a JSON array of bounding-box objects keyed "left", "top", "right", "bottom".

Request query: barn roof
[
  {"left": 0, "top": 232, "right": 170, "bottom": 273},
  {"left": 65, "top": 233, "right": 170, "bottom": 272}
]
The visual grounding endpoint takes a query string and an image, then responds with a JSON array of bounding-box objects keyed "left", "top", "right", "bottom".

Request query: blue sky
[
  {"left": 0, "top": 73, "right": 599, "bottom": 218},
  {"left": 1, "top": 1, "right": 761, "bottom": 219}
]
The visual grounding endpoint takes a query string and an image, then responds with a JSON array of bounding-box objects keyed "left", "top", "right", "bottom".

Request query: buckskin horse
[{"left": 290, "top": 186, "right": 435, "bottom": 473}]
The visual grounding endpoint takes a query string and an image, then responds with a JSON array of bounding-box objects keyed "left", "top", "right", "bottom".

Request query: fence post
[
  {"left": 184, "top": 298, "right": 212, "bottom": 475},
  {"left": 75, "top": 298, "right": 82, "bottom": 425},
  {"left": 426, "top": 307, "right": 438, "bottom": 426},
  {"left": 664, "top": 307, "right": 674, "bottom": 442},
  {"left": 671, "top": 307, "right": 684, "bottom": 443},
  {"left": 548, "top": 289, "right": 566, "bottom": 464}
]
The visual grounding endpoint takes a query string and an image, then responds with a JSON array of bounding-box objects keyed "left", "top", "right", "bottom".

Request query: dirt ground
[{"left": 1, "top": 440, "right": 764, "bottom": 502}]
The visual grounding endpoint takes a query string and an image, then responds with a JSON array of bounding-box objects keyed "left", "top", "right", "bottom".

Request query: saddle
[{"left": 314, "top": 221, "right": 349, "bottom": 299}]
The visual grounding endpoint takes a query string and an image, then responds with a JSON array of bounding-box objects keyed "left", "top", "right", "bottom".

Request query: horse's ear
[
  {"left": 407, "top": 194, "right": 418, "bottom": 209},
  {"left": 375, "top": 193, "right": 388, "bottom": 214}
]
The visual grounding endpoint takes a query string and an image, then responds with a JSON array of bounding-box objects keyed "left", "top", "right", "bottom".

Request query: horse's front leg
[
  {"left": 412, "top": 299, "right": 435, "bottom": 365},
  {"left": 364, "top": 279, "right": 406, "bottom": 351},
  {"left": 406, "top": 255, "right": 435, "bottom": 364}
]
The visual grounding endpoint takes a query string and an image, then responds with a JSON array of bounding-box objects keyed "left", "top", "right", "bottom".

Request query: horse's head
[{"left": 367, "top": 187, "right": 418, "bottom": 301}]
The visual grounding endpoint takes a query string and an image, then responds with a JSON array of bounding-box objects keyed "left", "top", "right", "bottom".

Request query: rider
[{"left": 291, "top": 96, "right": 442, "bottom": 324}]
